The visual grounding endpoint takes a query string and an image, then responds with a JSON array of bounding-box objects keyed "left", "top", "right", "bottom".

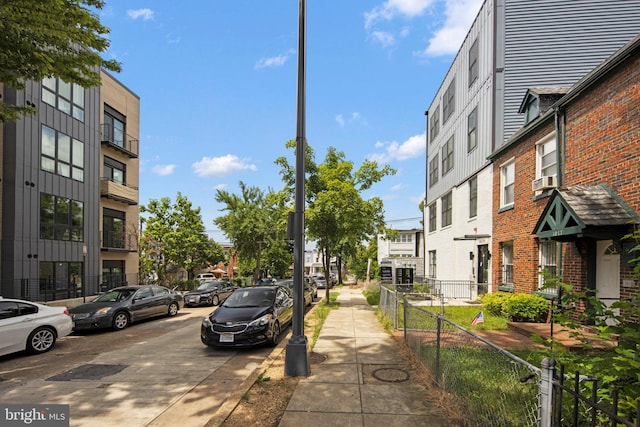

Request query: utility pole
[{"left": 284, "top": 0, "right": 310, "bottom": 377}]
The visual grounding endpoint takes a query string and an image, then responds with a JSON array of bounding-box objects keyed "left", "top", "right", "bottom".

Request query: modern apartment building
[
  {"left": 377, "top": 229, "right": 424, "bottom": 284},
  {"left": 423, "top": 0, "right": 640, "bottom": 289},
  {"left": 0, "top": 71, "right": 139, "bottom": 302}
]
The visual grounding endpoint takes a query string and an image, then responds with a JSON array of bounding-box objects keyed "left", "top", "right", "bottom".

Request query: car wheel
[
  {"left": 167, "top": 302, "right": 179, "bottom": 317},
  {"left": 112, "top": 312, "right": 130, "bottom": 330},
  {"left": 27, "top": 327, "right": 56, "bottom": 354},
  {"left": 212, "top": 295, "right": 220, "bottom": 306},
  {"left": 269, "top": 321, "right": 281, "bottom": 346}
]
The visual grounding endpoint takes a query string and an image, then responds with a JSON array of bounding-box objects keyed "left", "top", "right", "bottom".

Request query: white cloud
[
  {"left": 368, "top": 132, "right": 426, "bottom": 163},
  {"left": 416, "top": 0, "right": 483, "bottom": 57},
  {"left": 335, "top": 112, "right": 366, "bottom": 128},
  {"left": 152, "top": 164, "right": 176, "bottom": 176},
  {"left": 365, "top": 0, "right": 435, "bottom": 29},
  {"left": 192, "top": 155, "right": 257, "bottom": 177},
  {"left": 391, "top": 183, "right": 406, "bottom": 191},
  {"left": 371, "top": 31, "right": 396, "bottom": 47},
  {"left": 127, "top": 8, "right": 154, "bottom": 21},
  {"left": 214, "top": 183, "right": 228, "bottom": 191},
  {"left": 255, "top": 50, "right": 295, "bottom": 69}
]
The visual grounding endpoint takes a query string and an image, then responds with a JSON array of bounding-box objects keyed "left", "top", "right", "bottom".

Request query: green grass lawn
[{"left": 410, "top": 305, "right": 511, "bottom": 330}]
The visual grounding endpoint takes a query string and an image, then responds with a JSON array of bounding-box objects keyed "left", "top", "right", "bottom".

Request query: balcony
[
  {"left": 101, "top": 230, "right": 138, "bottom": 252},
  {"left": 101, "top": 123, "right": 139, "bottom": 158},
  {"left": 100, "top": 178, "right": 139, "bottom": 205}
]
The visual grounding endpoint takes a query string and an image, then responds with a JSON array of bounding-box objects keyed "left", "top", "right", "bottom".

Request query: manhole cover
[
  {"left": 371, "top": 367, "right": 410, "bottom": 383},
  {"left": 309, "top": 352, "right": 327, "bottom": 364},
  {"left": 47, "top": 364, "right": 128, "bottom": 381}
]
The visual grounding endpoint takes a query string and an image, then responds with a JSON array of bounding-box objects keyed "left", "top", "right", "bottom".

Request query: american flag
[{"left": 471, "top": 311, "right": 484, "bottom": 326}]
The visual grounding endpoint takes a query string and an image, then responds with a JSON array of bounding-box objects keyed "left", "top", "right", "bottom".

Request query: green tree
[
  {"left": 215, "top": 183, "right": 291, "bottom": 283},
  {"left": 140, "top": 193, "right": 223, "bottom": 283},
  {"left": 0, "top": 0, "right": 121, "bottom": 122},
  {"left": 276, "top": 143, "right": 395, "bottom": 301},
  {"left": 349, "top": 237, "right": 380, "bottom": 281}
]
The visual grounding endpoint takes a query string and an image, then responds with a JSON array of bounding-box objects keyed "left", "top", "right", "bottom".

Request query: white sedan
[{"left": 0, "top": 297, "right": 73, "bottom": 357}]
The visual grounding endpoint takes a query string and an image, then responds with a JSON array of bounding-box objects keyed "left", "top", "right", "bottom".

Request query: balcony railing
[
  {"left": 101, "top": 123, "right": 139, "bottom": 158},
  {"left": 101, "top": 230, "right": 138, "bottom": 252},
  {"left": 100, "top": 178, "right": 138, "bottom": 205}
]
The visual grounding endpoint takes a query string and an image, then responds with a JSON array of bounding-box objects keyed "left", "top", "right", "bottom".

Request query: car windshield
[
  {"left": 196, "top": 282, "right": 219, "bottom": 291},
  {"left": 222, "top": 288, "right": 275, "bottom": 308},
  {"left": 93, "top": 289, "right": 133, "bottom": 302}
]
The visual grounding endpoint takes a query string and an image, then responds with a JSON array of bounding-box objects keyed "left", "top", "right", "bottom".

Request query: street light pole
[{"left": 284, "top": 0, "right": 310, "bottom": 377}]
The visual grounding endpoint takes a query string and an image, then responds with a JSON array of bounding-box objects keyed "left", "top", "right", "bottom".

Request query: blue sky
[{"left": 99, "top": 0, "right": 483, "bottom": 244}]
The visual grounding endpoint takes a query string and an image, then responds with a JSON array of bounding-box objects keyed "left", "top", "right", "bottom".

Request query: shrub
[
  {"left": 481, "top": 292, "right": 512, "bottom": 316},
  {"left": 502, "top": 293, "right": 549, "bottom": 322}
]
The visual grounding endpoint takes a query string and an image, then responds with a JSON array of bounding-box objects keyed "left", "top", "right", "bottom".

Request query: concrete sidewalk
[{"left": 277, "top": 286, "right": 450, "bottom": 427}]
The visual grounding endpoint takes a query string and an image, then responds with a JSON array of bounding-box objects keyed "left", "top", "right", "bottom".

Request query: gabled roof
[
  {"left": 533, "top": 185, "right": 638, "bottom": 240},
  {"left": 517, "top": 86, "right": 571, "bottom": 114}
]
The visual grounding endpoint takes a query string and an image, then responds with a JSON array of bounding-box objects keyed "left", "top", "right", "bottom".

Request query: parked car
[
  {"left": 275, "top": 279, "right": 312, "bottom": 307},
  {"left": 70, "top": 285, "right": 183, "bottom": 331},
  {"left": 0, "top": 297, "right": 73, "bottom": 356},
  {"left": 313, "top": 274, "right": 328, "bottom": 289},
  {"left": 304, "top": 276, "right": 318, "bottom": 299},
  {"left": 201, "top": 285, "right": 293, "bottom": 348},
  {"left": 184, "top": 280, "right": 234, "bottom": 307},
  {"left": 255, "top": 277, "right": 277, "bottom": 285},
  {"left": 196, "top": 273, "right": 215, "bottom": 283}
]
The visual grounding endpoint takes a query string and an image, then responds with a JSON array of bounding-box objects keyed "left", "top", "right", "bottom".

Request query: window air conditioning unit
[{"left": 532, "top": 175, "right": 557, "bottom": 192}]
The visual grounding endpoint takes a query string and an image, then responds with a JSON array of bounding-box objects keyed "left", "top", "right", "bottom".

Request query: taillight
[{"left": 64, "top": 309, "right": 70, "bottom": 316}]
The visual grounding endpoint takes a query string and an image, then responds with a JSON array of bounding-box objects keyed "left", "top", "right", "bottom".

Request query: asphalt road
[{"left": 0, "top": 303, "right": 278, "bottom": 426}]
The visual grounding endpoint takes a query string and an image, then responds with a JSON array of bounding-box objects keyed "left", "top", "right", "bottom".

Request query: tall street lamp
[{"left": 284, "top": 0, "right": 310, "bottom": 377}]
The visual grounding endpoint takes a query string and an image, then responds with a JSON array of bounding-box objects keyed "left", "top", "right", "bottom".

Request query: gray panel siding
[{"left": 499, "top": 0, "right": 640, "bottom": 146}]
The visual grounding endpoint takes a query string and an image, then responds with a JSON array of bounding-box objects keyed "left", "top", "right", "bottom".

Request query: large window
[
  {"left": 442, "top": 78, "right": 456, "bottom": 123},
  {"left": 39, "top": 262, "right": 84, "bottom": 301},
  {"left": 536, "top": 133, "right": 557, "bottom": 179},
  {"left": 441, "top": 192, "right": 452, "bottom": 227},
  {"left": 428, "top": 250, "right": 437, "bottom": 278},
  {"left": 429, "top": 154, "right": 439, "bottom": 187},
  {"left": 42, "top": 77, "right": 85, "bottom": 121},
  {"left": 468, "top": 107, "right": 477, "bottom": 152},
  {"left": 428, "top": 203, "right": 437, "bottom": 232},
  {"left": 103, "top": 208, "right": 125, "bottom": 249},
  {"left": 104, "top": 156, "right": 126, "bottom": 184},
  {"left": 104, "top": 105, "right": 126, "bottom": 148},
  {"left": 538, "top": 240, "right": 558, "bottom": 294},
  {"left": 502, "top": 242, "right": 514, "bottom": 287},
  {"left": 391, "top": 234, "right": 413, "bottom": 243},
  {"left": 500, "top": 160, "right": 515, "bottom": 208},
  {"left": 430, "top": 106, "right": 440, "bottom": 141},
  {"left": 41, "top": 126, "right": 84, "bottom": 181},
  {"left": 469, "top": 38, "right": 479, "bottom": 86},
  {"left": 40, "top": 193, "right": 83, "bottom": 241},
  {"left": 469, "top": 176, "right": 478, "bottom": 218},
  {"left": 442, "top": 135, "right": 454, "bottom": 175},
  {"left": 103, "top": 260, "right": 126, "bottom": 288}
]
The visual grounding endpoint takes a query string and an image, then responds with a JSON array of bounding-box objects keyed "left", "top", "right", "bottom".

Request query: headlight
[
  {"left": 202, "top": 317, "right": 212, "bottom": 328},
  {"left": 248, "top": 313, "right": 272, "bottom": 327},
  {"left": 200, "top": 293, "right": 211, "bottom": 297},
  {"left": 95, "top": 307, "right": 113, "bottom": 315}
]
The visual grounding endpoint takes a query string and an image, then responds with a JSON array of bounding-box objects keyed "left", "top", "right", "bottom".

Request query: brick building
[{"left": 489, "top": 34, "right": 640, "bottom": 317}]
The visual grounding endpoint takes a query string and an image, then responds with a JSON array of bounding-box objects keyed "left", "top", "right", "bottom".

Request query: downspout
[
  {"left": 424, "top": 110, "right": 429, "bottom": 278},
  {"left": 554, "top": 107, "right": 565, "bottom": 281}
]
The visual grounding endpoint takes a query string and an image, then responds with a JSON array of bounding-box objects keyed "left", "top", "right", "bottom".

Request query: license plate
[
  {"left": 220, "top": 333, "right": 234, "bottom": 343},
  {"left": 188, "top": 297, "right": 196, "bottom": 303}
]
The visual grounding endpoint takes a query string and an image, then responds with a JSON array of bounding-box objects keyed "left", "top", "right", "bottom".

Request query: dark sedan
[
  {"left": 275, "top": 279, "right": 313, "bottom": 307},
  {"left": 201, "top": 285, "right": 293, "bottom": 348},
  {"left": 70, "top": 285, "right": 183, "bottom": 331},
  {"left": 184, "top": 280, "right": 234, "bottom": 307}
]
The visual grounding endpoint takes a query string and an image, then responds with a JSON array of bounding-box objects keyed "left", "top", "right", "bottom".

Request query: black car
[
  {"left": 70, "top": 285, "right": 183, "bottom": 331},
  {"left": 184, "top": 280, "right": 234, "bottom": 307},
  {"left": 201, "top": 285, "right": 293, "bottom": 348},
  {"left": 275, "top": 279, "right": 313, "bottom": 307}
]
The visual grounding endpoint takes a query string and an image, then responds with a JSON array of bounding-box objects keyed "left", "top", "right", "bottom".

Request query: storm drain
[
  {"left": 362, "top": 364, "right": 413, "bottom": 384},
  {"left": 309, "top": 352, "right": 327, "bottom": 364},
  {"left": 47, "top": 364, "right": 128, "bottom": 381}
]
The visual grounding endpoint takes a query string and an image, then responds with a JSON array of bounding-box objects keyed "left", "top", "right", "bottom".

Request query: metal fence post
[
  {"left": 403, "top": 294, "right": 407, "bottom": 342},
  {"left": 435, "top": 315, "right": 442, "bottom": 385},
  {"left": 540, "top": 357, "right": 555, "bottom": 427}
]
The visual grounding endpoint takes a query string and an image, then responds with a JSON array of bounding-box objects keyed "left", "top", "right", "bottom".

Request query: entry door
[
  {"left": 596, "top": 240, "right": 620, "bottom": 325},
  {"left": 477, "top": 245, "right": 490, "bottom": 286}
]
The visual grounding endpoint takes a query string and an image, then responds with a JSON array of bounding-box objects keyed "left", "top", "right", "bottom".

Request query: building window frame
[
  {"left": 441, "top": 192, "right": 452, "bottom": 228},
  {"left": 442, "top": 78, "right": 456, "bottom": 123},
  {"left": 428, "top": 203, "right": 437, "bottom": 232},
  {"left": 468, "top": 107, "right": 477, "bottom": 152},
  {"left": 500, "top": 159, "right": 515, "bottom": 208},
  {"left": 41, "top": 125, "right": 84, "bottom": 182},
  {"left": 428, "top": 250, "right": 437, "bottom": 278},
  {"left": 103, "top": 208, "right": 126, "bottom": 249},
  {"left": 429, "top": 154, "right": 439, "bottom": 187},
  {"left": 538, "top": 240, "right": 558, "bottom": 294},
  {"left": 502, "top": 242, "right": 514, "bottom": 288},
  {"left": 103, "top": 105, "right": 127, "bottom": 148},
  {"left": 104, "top": 156, "right": 126, "bottom": 184},
  {"left": 536, "top": 132, "right": 557, "bottom": 179},
  {"left": 40, "top": 193, "right": 84, "bottom": 242},
  {"left": 430, "top": 106, "right": 440, "bottom": 141},
  {"left": 442, "top": 135, "right": 454, "bottom": 175},
  {"left": 469, "top": 176, "right": 478, "bottom": 218},
  {"left": 42, "top": 77, "right": 85, "bottom": 122},
  {"left": 468, "top": 38, "right": 479, "bottom": 86}
]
